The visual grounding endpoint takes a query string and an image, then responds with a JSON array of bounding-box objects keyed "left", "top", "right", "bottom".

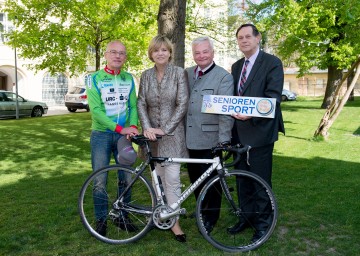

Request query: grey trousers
[{"left": 155, "top": 163, "right": 182, "bottom": 208}]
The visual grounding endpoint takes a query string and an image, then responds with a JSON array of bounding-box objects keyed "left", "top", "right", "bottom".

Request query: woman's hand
[{"left": 144, "top": 128, "right": 165, "bottom": 140}]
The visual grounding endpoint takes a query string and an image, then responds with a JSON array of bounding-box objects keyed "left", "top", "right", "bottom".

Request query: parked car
[
  {"left": 281, "top": 89, "right": 297, "bottom": 101},
  {"left": 0, "top": 90, "right": 48, "bottom": 118},
  {"left": 64, "top": 86, "right": 89, "bottom": 112}
]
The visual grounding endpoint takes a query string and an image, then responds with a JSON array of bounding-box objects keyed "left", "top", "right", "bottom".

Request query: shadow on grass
[{"left": 354, "top": 126, "right": 360, "bottom": 136}]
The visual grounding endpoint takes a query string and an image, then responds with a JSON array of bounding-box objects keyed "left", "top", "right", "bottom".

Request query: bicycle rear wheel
[
  {"left": 196, "top": 170, "right": 278, "bottom": 252},
  {"left": 78, "top": 165, "right": 156, "bottom": 244}
]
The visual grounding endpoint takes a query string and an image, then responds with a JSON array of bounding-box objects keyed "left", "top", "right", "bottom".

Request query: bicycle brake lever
[{"left": 246, "top": 145, "right": 252, "bottom": 166}]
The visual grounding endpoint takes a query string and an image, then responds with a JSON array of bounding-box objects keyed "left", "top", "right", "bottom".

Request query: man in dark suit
[{"left": 227, "top": 24, "right": 285, "bottom": 242}]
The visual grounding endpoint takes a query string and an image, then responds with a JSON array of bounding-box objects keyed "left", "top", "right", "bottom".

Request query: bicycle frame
[
  {"left": 151, "top": 156, "right": 223, "bottom": 221},
  {"left": 113, "top": 156, "right": 222, "bottom": 217},
  {"left": 114, "top": 136, "right": 249, "bottom": 222}
]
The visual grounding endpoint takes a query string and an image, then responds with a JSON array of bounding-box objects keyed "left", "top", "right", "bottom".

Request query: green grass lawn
[{"left": 0, "top": 97, "right": 359, "bottom": 256}]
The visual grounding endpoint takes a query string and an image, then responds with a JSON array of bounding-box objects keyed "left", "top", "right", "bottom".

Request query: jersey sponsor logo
[
  {"left": 120, "top": 74, "right": 127, "bottom": 81},
  {"left": 119, "top": 95, "right": 128, "bottom": 101},
  {"left": 102, "top": 76, "right": 113, "bottom": 82},
  {"left": 119, "top": 83, "right": 132, "bottom": 87},
  {"left": 106, "top": 96, "right": 116, "bottom": 101},
  {"left": 101, "top": 83, "right": 113, "bottom": 88},
  {"left": 105, "top": 95, "right": 129, "bottom": 102},
  {"left": 107, "top": 102, "right": 121, "bottom": 106}
]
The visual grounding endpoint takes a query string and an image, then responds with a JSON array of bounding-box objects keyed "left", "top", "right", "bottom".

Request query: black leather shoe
[
  {"left": 204, "top": 221, "right": 214, "bottom": 233},
  {"left": 95, "top": 220, "right": 107, "bottom": 236},
  {"left": 227, "top": 221, "right": 249, "bottom": 234},
  {"left": 174, "top": 234, "right": 187, "bottom": 243},
  {"left": 251, "top": 230, "right": 266, "bottom": 243}
]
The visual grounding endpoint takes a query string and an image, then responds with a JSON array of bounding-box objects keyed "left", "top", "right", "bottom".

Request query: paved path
[{"left": 45, "top": 106, "right": 88, "bottom": 116}]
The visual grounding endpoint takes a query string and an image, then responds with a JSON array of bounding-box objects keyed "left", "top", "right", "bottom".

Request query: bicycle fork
[{"left": 218, "top": 169, "right": 242, "bottom": 216}]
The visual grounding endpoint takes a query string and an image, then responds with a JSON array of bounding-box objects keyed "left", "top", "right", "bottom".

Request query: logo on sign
[{"left": 256, "top": 99, "right": 274, "bottom": 116}]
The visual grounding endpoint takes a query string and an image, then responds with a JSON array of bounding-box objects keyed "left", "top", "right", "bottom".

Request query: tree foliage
[
  {"left": 245, "top": 0, "right": 360, "bottom": 108},
  {"left": 2, "top": 0, "right": 159, "bottom": 76},
  {"left": 186, "top": 0, "right": 231, "bottom": 43}
]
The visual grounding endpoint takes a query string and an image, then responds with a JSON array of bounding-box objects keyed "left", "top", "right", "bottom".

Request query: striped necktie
[{"left": 238, "top": 59, "right": 249, "bottom": 95}]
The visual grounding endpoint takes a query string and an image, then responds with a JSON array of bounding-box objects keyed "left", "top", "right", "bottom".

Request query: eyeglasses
[{"left": 106, "top": 50, "right": 127, "bottom": 57}]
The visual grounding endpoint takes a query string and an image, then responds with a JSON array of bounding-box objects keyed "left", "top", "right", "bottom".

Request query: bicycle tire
[
  {"left": 196, "top": 170, "right": 278, "bottom": 252},
  {"left": 78, "top": 165, "right": 156, "bottom": 244}
]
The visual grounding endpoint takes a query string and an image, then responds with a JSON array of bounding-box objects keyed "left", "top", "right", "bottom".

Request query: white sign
[{"left": 201, "top": 95, "right": 276, "bottom": 118}]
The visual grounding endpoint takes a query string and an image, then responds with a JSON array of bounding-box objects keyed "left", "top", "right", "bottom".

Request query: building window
[
  {"left": 0, "top": 12, "right": 15, "bottom": 43},
  {"left": 0, "top": 13, "right": 5, "bottom": 43},
  {"left": 316, "top": 78, "right": 324, "bottom": 88},
  {"left": 42, "top": 72, "right": 68, "bottom": 106},
  {"left": 84, "top": 73, "right": 91, "bottom": 85},
  {"left": 298, "top": 77, "right": 309, "bottom": 95}
]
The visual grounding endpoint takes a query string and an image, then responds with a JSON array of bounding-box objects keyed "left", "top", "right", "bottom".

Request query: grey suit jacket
[
  {"left": 185, "top": 64, "right": 234, "bottom": 150},
  {"left": 137, "top": 64, "right": 189, "bottom": 158},
  {"left": 232, "top": 50, "right": 285, "bottom": 147}
]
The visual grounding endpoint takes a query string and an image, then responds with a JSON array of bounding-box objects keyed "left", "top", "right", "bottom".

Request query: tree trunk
[
  {"left": 95, "top": 43, "right": 101, "bottom": 71},
  {"left": 314, "top": 57, "right": 360, "bottom": 138},
  {"left": 347, "top": 69, "right": 355, "bottom": 101},
  {"left": 157, "top": 0, "right": 186, "bottom": 68},
  {"left": 321, "top": 65, "right": 343, "bottom": 109}
]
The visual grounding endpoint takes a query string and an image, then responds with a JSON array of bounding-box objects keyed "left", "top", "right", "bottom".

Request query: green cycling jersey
[{"left": 86, "top": 67, "right": 138, "bottom": 133}]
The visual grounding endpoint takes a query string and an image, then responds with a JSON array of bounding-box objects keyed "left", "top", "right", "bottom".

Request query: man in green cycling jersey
[{"left": 86, "top": 40, "right": 139, "bottom": 237}]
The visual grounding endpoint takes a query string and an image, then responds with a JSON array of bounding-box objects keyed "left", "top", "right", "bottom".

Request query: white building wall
[
  {"left": 0, "top": 44, "right": 45, "bottom": 101},
  {"left": 0, "top": 42, "right": 82, "bottom": 105}
]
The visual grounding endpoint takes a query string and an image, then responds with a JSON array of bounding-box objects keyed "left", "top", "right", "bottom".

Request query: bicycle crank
[{"left": 152, "top": 205, "right": 176, "bottom": 230}]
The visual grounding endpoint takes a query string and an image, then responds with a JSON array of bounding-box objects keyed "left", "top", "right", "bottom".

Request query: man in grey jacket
[{"left": 185, "top": 36, "right": 234, "bottom": 233}]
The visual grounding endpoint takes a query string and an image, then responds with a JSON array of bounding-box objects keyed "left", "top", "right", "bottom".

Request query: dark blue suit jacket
[{"left": 232, "top": 50, "right": 285, "bottom": 147}]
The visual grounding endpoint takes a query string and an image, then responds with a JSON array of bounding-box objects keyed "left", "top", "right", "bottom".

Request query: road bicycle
[{"left": 78, "top": 135, "right": 278, "bottom": 252}]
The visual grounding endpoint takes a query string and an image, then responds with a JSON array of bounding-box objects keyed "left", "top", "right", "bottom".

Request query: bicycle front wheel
[
  {"left": 196, "top": 170, "right": 278, "bottom": 252},
  {"left": 78, "top": 165, "right": 156, "bottom": 244}
]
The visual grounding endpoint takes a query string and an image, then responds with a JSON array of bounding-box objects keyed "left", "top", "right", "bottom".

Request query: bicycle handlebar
[
  {"left": 132, "top": 135, "right": 251, "bottom": 167},
  {"left": 131, "top": 134, "right": 162, "bottom": 146},
  {"left": 212, "top": 144, "right": 251, "bottom": 167}
]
